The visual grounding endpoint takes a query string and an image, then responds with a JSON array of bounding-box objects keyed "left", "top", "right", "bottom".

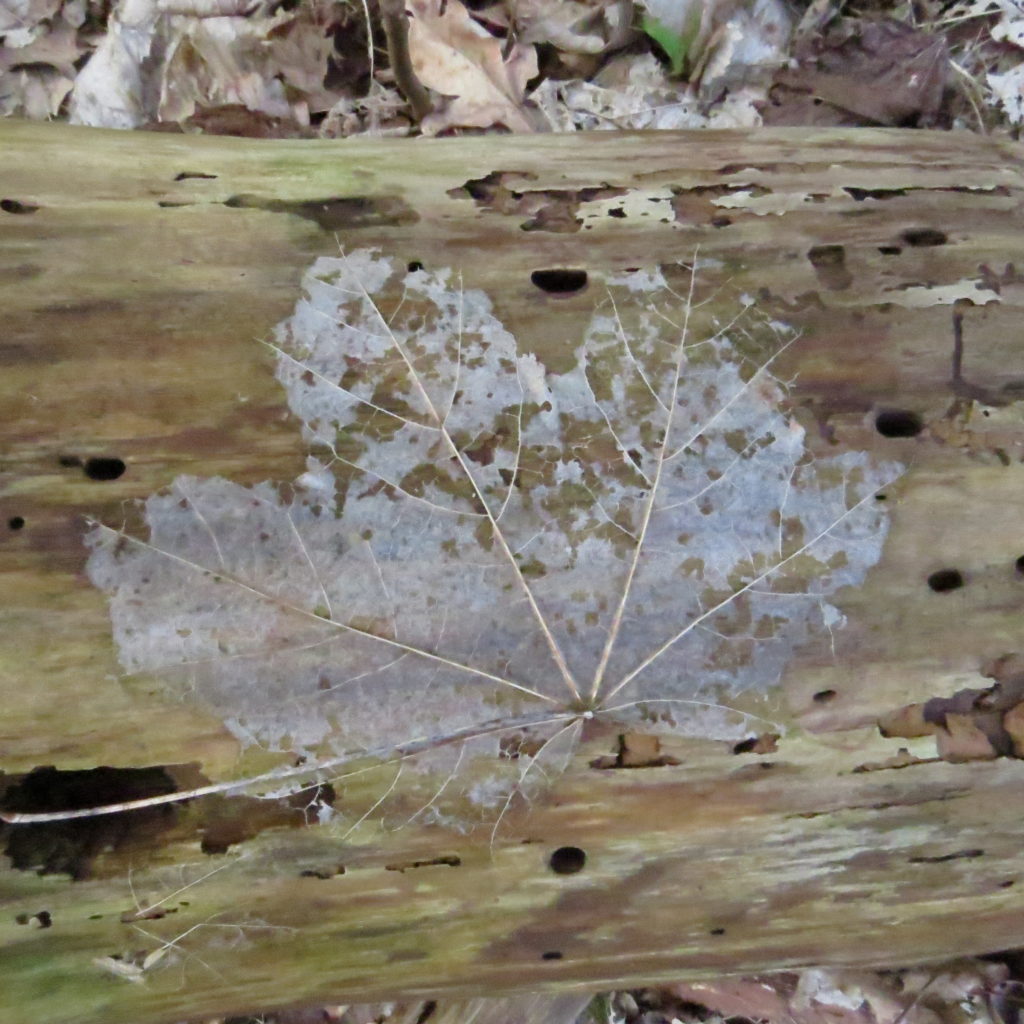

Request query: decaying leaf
[
  {"left": 508, "top": 0, "right": 634, "bottom": 57},
  {"left": 66, "top": 0, "right": 344, "bottom": 129},
  {"left": 77, "top": 251, "right": 896, "bottom": 825},
  {"left": 767, "top": 18, "right": 949, "bottom": 128},
  {"left": 406, "top": 0, "right": 539, "bottom": 133}
]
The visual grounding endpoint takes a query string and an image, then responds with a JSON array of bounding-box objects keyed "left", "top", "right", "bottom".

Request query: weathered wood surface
[{"left": 3, "top": 119, "right": 1024, "bottom": 1024}]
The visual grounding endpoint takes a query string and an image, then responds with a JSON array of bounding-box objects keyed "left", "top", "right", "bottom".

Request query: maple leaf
[{"left": 6, "top": 251, "right": 898, "bottom": 826}]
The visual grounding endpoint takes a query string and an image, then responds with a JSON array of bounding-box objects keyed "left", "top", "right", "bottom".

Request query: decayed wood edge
[
  {"left": 4, "top": 731, "right": 1024, "bottom": 1024},
  {"left": 4, "top": 120, "right": 1024, "bottom": 1024}
]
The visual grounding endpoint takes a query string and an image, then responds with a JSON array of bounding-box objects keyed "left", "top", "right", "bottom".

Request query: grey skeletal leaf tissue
[{"left": 86, "top": 250, "right": 897, "bottom": 806}]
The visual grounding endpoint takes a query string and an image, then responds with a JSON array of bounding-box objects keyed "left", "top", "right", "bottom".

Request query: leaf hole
[
  {"left": 875, "top": 409, "right": 924, "bottom": 438},
  {"left": 541, "top": 951, "right": 563, "bottom": 960},
  {"left": 1000, "top": 879, "right": 1016, "bottom": 888},
  {"left": 711, "top": 215, "right": 732, "bottom": 228},
  {"left": 709, "top": 927, "right": 725, "bottom": 935},
  {"left": 812, "top": 689, "right": 837, "bottom": 704},
  {"left": 84, "top": 457, "right": 126, "bottom": 481},
  {"left": 407, "top": 261, "right": 424, "bottom": 272},
  {"left": 8, "top": 516, "right": 24, "bottom": 531},
  {"left": 878, "top": 245, "right": 902, "bottom": 255},
  {"left": 549, "top": 846, "right": 586, "bottom": 874},
  {"left": 1, "top": 199, "right": 39, "bottom": 214},
  {"left": 901, "top": 228, "right": 947, "bottom": 247},
  {"left": 928, "top": 569, "right": 964, "bottom": 593},
  {"left": 530, "top": 269, "right": 588, "bottom": 295},
  {"left": 173, "top": 171, "right": 217, "bottom": 181}
]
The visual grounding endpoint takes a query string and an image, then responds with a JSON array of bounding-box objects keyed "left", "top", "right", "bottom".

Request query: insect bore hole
[
  {"left": 1015, "top": 555, "right": 1024, "bottom": 575},
  {"left": 84, "top": 457, "right": 126, "bottom": 481},
  {"left": 549, "top": 846, "right": 586, "bottom": 875},
  {"left": 928, "top": 569, "right": 964, "bottom": 593},
  {"left": 14, "top": 910, "right": 52, "bottom": 928},
  {"left": 1, "top": 199, "right": 39, "bottom": 215},
  {"left": 530, "top": 269, "right": 588, "bottom": 295},
  {"left": 901, "top": 227, "right": 947, "bottom": 247},
  {"left": 541, "top": 951, "right": 563, "bottom": 960},
  {"left": 8, "top": 516, "right": 24, "bottom": 531},
  {"left": 875, "top": 409, "right": 924, "bottom": 438}
]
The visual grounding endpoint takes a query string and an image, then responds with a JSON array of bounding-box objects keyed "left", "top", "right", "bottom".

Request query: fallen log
[{"left": 3, "top": 119, "right": 1024, "bottom": 1024}]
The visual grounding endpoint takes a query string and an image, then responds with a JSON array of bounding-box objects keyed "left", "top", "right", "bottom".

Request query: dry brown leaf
[
  {"left": 157, "top": 8, "right": 323, "bottom": 125},
  {"left": 766, "top": 18, "right": 949, "bottom": 128},
  {"left": 67, "top": 0, "right": 164, "bottom": 128},
  {"left": 178, "top": 102, "right": 314, "bottom": 137},
  {"left": 0, "top": 0, "right": 63, "bottom": 38},
  {"left": 532, "top": 53, "right": 707, "bottom": 130},
  {"left": 406, "top": 0, "right": 539, "bottom": 133},
  {"left": 0, "top": 18, "right": 82, "bottom": 72},
  {"left": 68, "top": 0, "right": 342, "bottom": 128},
  {"left": 508, "top": 0, "right": 633, "bottom": 56},
  {"left": 0, "top": 64, "right": 75, "bottom": 117},
  {"left": 0, "top": 4, "right": 84, "bottom": 119}
]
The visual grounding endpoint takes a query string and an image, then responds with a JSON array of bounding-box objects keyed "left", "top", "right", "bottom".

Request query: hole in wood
[
  {"left": 530, "top": 269, "right": 588, "bottom": 295},
  {"left": 1, "top": 199, "right": 39, "bottom": 214},
  {"left": 549, "top": 846, "right": 586, "bottom": 874},
  {"left": 14, "top": 910, "right": 52, "bottom": 927},
  {"left": 928, "top": 569, "right": 964, "bottom": 593},
  {"left": 84, "top": 457, "right": 126, "bottom": 481},
  {"left": 901, "top": 227, "right": 947, "bottom": 247},
  {"left": 2, "top": 765, "right": 181, "bottom": 879},
  {"left": 875, "top": 409, "right": 924, "bottom": 437}
]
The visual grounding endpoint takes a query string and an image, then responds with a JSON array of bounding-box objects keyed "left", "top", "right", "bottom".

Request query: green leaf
[{"left": 642, "top": 14, "right": 688, "bottom": 77}]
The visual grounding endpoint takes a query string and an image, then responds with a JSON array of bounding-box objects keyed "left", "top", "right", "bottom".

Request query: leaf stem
[{"left": 0, "top": 710, "right": 575, "bottom": 824}]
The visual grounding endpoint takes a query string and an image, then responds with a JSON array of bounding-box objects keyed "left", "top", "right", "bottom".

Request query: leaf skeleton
[{"left": 1, "top": 251, "right": 898, "bottom": 827}]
